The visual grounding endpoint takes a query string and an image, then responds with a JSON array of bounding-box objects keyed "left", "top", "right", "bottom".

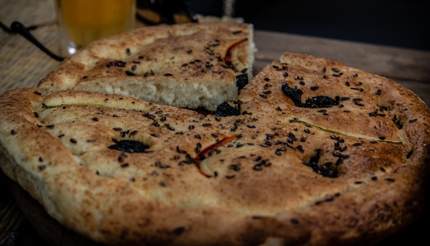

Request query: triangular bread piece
[{"left": 38, "top": 22, "right": 255, "bottom": 111}]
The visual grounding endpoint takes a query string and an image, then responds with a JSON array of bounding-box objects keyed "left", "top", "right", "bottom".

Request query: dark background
[{"left": 189, "top": 0, "right": 429, "bottom": 50}]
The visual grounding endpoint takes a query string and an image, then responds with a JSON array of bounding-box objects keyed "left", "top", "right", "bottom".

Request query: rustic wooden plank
[
  {"left": 255, "top": 30, "right": 430, "bottom": 83},
  {"left": 0, "top": 0, "right": 55, "bottom": 25},
  {"left": 0, "top": 25, "right": 60, "bottom": 94}
]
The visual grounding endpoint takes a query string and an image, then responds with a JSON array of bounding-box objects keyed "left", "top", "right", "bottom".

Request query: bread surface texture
[{"left": 0, "top": 23, "right": 429, "bottom": 245}]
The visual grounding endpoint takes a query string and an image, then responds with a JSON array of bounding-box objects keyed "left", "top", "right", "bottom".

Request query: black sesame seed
[
  {"left": 120, "top": 163, "right": 130, "bottom": 168},
  {"left": 195, "top": 143, "right": 202, "bottom": 153},
  {"left": 172, "top": 227, "right": 186, "bottom": 235},
  {"left": 352, "top": 98, "right": 364, "bottom": 107},
  {"left": 296, "top": 145, "right": 304, "bottom": 153},
  {"left": 229, "top": 164, "right": 241, "bottom": 172},
  {"left": 125, "top": 70, "right": 136, "bottom": 76},
  {"left": 290, "top": 218, "right": 300, "bottom": 225},
  {"left": 155, "top": 160, "right": 170, "bottom": 169},
  {"left": 70, "top": 138, "right": 77, "bottom": 144},
  {"left": 107, "top": 60, "right": 126, "bottom": 68}
]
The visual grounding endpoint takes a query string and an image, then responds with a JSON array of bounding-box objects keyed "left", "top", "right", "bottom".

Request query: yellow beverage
[{"left": 57, "top": 0, "right": 135, "bottom": 51}]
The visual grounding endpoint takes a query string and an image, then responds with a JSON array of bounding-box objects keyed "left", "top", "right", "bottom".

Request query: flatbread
[
  {"left": 0, "top": 24, "right": 429, "bottom": 245},
  {"left": 37, "top": 22, "right": 254, "bottom": 111}
]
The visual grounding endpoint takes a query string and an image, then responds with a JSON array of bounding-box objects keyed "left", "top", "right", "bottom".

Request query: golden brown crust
[{"left": 0, "top": 38, "right": 429, "bottom": 245}]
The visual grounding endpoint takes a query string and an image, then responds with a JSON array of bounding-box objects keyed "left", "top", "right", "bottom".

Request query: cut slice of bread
[{"left": 38, "top": 22, "right": 255, "bottom": 111}]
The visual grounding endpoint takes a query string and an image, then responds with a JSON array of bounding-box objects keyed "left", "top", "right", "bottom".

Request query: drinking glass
[{"left": 55, "top": 0, "right": 135, "bottom": 56}]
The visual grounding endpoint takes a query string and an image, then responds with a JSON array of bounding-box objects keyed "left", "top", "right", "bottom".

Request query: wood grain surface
[{"left": 1, "top": 0, "right": 429, "bottom": 245}]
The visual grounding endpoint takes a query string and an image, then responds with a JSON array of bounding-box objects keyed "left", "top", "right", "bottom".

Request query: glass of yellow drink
[{"left": 56, "top": 0, "right": 135, "bottom": 56}]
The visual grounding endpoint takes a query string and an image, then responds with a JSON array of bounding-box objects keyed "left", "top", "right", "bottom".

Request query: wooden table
[{"left": 1, "top": 0, "right": 430, "bottom": 245}]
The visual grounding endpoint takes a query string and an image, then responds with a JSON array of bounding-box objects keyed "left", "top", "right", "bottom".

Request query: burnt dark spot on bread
[
  {"left": 235, "top": 73, "right": 249, "bottom": 90},
  {"left": 282, "top": 84, "right": 340, "bottom": 108},
  {"left": 406, "top": 149, "right": 414, "bottom": 159},
  {"left": 304, "top": 149, "right": 339, "bottom": 178},
  {"left": 290, "top": 218, "right": 300, "bottom": 225},
  {"left": 172, "top": 227, "right": 186, "bottom": 236},
  {"left": 392, "top": 115, "right": 403, "bottom": 129},
  {"left": 108, "top": 139, "right": 150, "bottom": 153},
  {"left": 125, "top": 70, "right": 136, "bottom": 76},
  {"left": 215, "top": 101, "right": 241, "bottom": 117}
]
